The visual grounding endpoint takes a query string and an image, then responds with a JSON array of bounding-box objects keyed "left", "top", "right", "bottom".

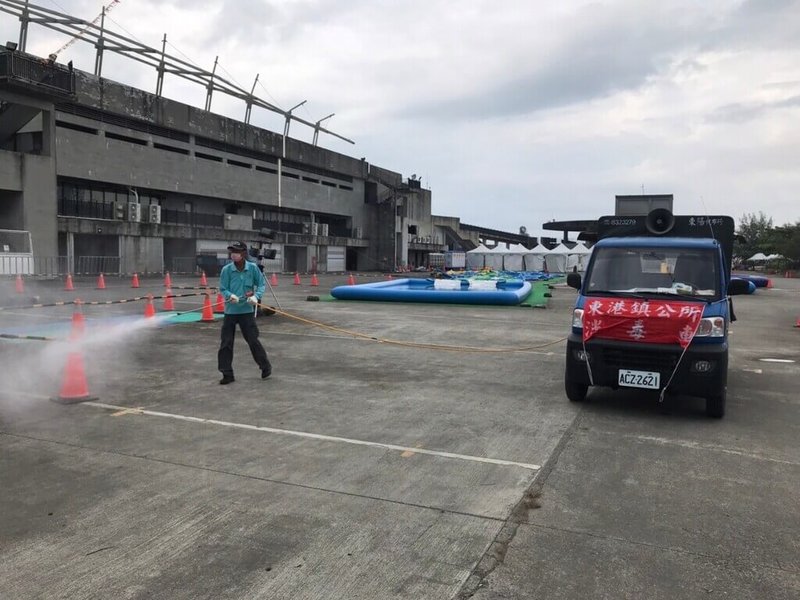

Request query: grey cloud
[
  {"left": 196, "top": 0, "right": 369, "bottom": 47},
  {"left": 701, "top": 0, "right": 800, "bottom": 52},
  {"left": 708, "top": 95, "right": 800, "bottom": 123},
  {"left": 402, "top": 4, "right": 700, "bottom": 120}
]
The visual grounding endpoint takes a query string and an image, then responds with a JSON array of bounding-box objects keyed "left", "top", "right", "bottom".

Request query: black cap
[{"left": 227, "top": 241, "right": 247, "bottom": 252}]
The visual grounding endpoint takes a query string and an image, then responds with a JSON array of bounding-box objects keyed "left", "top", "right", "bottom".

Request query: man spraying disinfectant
[{"left": 217, "top": 241, "right": 272, "bottom": 384}]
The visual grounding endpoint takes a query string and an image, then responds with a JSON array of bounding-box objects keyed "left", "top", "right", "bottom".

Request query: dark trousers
[{"left": 218, "top": 312, "right": 270, "bottom": 376}]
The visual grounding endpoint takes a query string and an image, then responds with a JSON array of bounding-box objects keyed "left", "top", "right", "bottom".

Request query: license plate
[{"left": 618, "top": 369, "right": 660, "bottom": 390}]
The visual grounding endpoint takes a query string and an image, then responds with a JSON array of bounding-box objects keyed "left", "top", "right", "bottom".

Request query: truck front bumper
[{"left": 565, "top": 334, "right": 728, "bottom": 398}]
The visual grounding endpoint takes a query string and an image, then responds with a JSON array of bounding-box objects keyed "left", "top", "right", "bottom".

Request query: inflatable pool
[
  {"left": 730, "top": 277, "right": 757, "bottom": 294},
  {"left": 734, "top": 275, "right": 771, "bottom": 288},
  {"left": 331, "top": 278, "right": 532, "bottom": 305}
]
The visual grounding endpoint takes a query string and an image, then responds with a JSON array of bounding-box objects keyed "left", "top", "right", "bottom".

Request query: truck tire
[
  {"left": 705, "top": 389, "right": 726, "bottom": 418},
  {"left": 565, "top": 375, "right": 588, "bottom": 402}
]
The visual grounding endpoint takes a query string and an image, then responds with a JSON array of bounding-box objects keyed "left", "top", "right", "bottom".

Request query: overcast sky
[{"left": 3, "top": 0, "right": 799, "bottom": 237}]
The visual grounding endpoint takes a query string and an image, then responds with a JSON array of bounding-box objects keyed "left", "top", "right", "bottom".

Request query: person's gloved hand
[
  {"left": 229, "top": 294, "right": 239, "bottom": 304},
  {"left": 247, "top": 295, "right": 259, "bottom": 306}
]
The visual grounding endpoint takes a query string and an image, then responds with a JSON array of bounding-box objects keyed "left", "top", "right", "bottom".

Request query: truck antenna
[{"left": 699, "top": 195, "right": 716, "bottom": 241}]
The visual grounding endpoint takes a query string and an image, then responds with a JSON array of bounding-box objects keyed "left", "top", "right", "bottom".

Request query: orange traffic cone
[
  {"left": 131, "top": 273, "right": 140, "bottom": 288},
  {"left": 96, "top": 273, "right": 106, "bottom": 290},
  {"left": 199, "top": 271, "right": 208, "bottom": 286},
  {"left": 144, "top": 294, "right": 156, "bottom": 318},
  {"left": 311, "top": 273, "right": 319, "bottom": 286},
  {"left": 201, "top": 294, "right": 215, "bottom": 322},
  {"left": 214, "top": 293, "right": 225, "bottom": 313},
  {"left": 767, "top": 278, "right": 774, "bottom": 288},
  {"left": 15, "top": 274, "right": 24, "bottom": 294},
  {"left": 795, "top": 315, "right": 800, "bottom": 328},
  {"left": 163, "top": 289, "right": 175, "bottom": 311},
  {"left": 64, "top": 273, "right": 75, "bottom": 291},
  {"left": 53, "top": 350, "right": 96, "bottom": 404},
  {"left": 347, "top": 273, "right": 356, "bottom": 285},
  {"left": 164, "top": 272, "right": 172, "bottom": 288},
  {"left": 70, "top": 300, "right": 85, "bottom": 340},
  {"left": 270, "top": 273, "right": 279, "bottom": 286},
  {"left": 293, "top": 272, "right": 301, "bottom": 285}
]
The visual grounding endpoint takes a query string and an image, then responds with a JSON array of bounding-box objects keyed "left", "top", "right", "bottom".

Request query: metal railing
[
  {"left": 161, "top": 209, "right": 224, "bottom": 229},
  {"left": 171, "top": 257, "right": 198, "bottom": 274},
  {"left": 76, "top": 255, "right": 120, "bottom": 275},
  {"left": 0, "top": 255, "right": 68, "bottom": 276},
  {"left": 0, "top": 49, "right": 75, "bottom": 96},
  {"left": 58, "top": 198, "right": 115, "bottom": 220}
]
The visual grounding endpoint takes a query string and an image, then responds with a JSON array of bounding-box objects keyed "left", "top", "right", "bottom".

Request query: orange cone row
[
  {"left": 201, "top": 294, "right": 215, "bottom": 322},
  {"left": 163, "top": 289, "right": 175, "bottom": 311},
  {"left": 144, "top": 294, "right": 156, "bottom": 318},
  {"left": 53, "top": 300, "right": 95, "bottom": 404}
]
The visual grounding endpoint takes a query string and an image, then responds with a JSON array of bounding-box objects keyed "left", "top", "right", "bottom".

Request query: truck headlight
[
  {"left": 572, "top": 308, "right": 584, "bottom": 329},
  {"left": 695, "top": 317, "right": 725, "bottom": 337}
]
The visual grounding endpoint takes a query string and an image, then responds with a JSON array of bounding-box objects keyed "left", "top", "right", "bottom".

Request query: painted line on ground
[
  {"left": 83, "top": 401, "right": 541, "bottom": 471},
  {"left": 591, "top": 430, "right": 800, "bottom": 467}
]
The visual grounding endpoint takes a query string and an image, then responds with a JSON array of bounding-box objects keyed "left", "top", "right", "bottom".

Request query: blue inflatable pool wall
[{"left": 331, "top": 278, "right": 532, "bottom": 305}]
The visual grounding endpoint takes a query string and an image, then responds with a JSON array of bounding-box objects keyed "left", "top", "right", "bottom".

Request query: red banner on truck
[{"left": 582, "top": 297, "right": 703, "bottom": 349}]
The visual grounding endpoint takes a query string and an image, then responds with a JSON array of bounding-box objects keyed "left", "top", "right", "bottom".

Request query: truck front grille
[{"left": 602, "top": 347, "right": 679, "bottom": 373}]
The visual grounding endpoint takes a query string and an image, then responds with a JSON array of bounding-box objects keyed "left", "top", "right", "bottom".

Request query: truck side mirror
[
  {"left": 728, "top": 278, "right": 750, "bottom": 296},
  {"left": 567, "top": 273, "right": 582, "bottom": 289}
]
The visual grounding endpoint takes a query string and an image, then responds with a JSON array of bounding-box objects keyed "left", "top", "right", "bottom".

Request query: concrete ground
[{"left": 0, "top": 272, "right": 797, "bottom": 599}]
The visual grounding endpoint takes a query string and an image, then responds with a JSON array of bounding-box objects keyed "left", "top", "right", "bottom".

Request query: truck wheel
[
  {"left": 565, "top": 376, "right": 588, "bottom": 402},
  {"left": 705, "top": 390, "right": 726, "bottom": 418}
]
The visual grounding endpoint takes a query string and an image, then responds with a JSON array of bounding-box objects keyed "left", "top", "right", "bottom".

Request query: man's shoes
[
  {"left": 261, "top": 368, "right": 272, "bottom": 379},
  {"left": 219, "top": 375, "right": 235, "bottom": 385}
]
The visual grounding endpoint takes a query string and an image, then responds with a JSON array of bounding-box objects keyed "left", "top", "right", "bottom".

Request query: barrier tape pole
[{"left": 0, "top": 291, "right": 212, "bottom": 312}]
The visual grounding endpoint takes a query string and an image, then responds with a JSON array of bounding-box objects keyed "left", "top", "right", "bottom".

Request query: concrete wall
[
  {"left": 54, "top": 124, "right": 368, "bottom": 223},
  {"left": 21, "top": 151, "right": 58, "bottom": 257},
  {"left": 0, "top": 150, "right": 23, "bottom": 191},
  {"left": 72, "top": 71, "right": 368, "bottom": 181},
  {"left": 120, "top": 235, "right": 164, "bottom": 274}
]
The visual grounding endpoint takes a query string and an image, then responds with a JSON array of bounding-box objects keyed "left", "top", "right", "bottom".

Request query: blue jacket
[{"left": 219, "top": 260, "right": 266, "bottom": 315}]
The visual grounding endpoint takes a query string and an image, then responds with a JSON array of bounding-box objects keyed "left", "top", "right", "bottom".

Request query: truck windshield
[{"left": 584, "top": 247, "right": 720, "bottom": 301}]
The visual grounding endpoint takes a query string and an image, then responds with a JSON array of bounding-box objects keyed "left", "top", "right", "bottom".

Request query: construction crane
[{"left": 52, "top": 0, "right": 122, "bottom": 57}]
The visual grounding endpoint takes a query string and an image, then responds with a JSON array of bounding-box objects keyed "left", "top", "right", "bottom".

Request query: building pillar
[{"left": 66, "top": 231, "right": 74, "bottom": 275}]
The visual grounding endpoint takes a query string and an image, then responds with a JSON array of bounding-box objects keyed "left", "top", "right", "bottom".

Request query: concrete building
[{"left": 0, "top": 47, "right": 478, "bottom": 276}]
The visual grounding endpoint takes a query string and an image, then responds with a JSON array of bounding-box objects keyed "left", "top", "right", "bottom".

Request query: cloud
[{"left": 708, "top": 95, "right": 800, "bottom": 123}]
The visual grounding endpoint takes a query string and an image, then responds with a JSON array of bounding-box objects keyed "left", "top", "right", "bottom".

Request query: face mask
[{"left": 230, "top": 253, "right": 243, "bottom": 262}]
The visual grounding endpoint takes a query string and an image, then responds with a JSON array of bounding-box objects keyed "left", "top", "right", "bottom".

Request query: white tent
[
  {"left": 466, "top": 244, "right": 489, "bottom": 270},
  {"left": 747, "top": 252, "right": 768, "bottom": 262},
  {"left": 766, "top": 253, "right": 785, "bottom": 261},
  {"left": 504, "top": 244, "right": 528, "bottom": 271},
  {"left": 545, "top": 243, "right": 571, "bottom": 273},
  {"left": 570, "top": 242, "right": 593, "bottom": 271},
  {"left": 525, "top": 245, "right": 547, "bottom": 271},
  {"left": 483, "top": 244, "right": 507, "bottom": 270}
]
